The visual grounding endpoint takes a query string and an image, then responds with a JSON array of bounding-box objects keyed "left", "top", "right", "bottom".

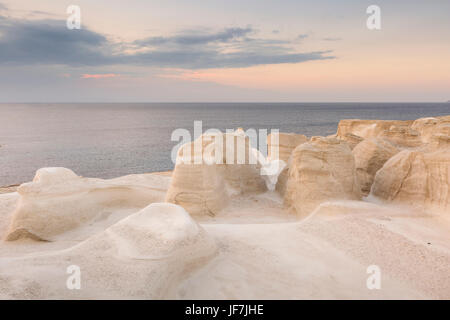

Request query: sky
[{"left": 0, "top": 0, "right": 449, "bottom": 102}]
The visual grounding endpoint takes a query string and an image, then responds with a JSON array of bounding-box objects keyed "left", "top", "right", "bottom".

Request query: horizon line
[{"left": 0, "top": 101, "right": 449, "bottom": 104}]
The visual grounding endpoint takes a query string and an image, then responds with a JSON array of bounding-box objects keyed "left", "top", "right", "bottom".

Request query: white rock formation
[
  {"left": 336, "top": 119, "right": 422, "bottom": 148},
  {"left": 166, "top": 130, "right": 268, "bottom": 216},
  {"left": 284, "top": 137, "right": 361, "bottom": 217},
  {"left": 1, "top": 115, "right": 450, "bottom": 299},
  {"left": 0, "top": 192, "right": 19, "bottom": 239},
  {"left": 0, "top": 203, "right": 217, "bottom": 299},
  {"left": 31, "top": 167, "right": 79, "bottom": 185},
  {"left": 72, "top": 203, "right": 216, "bottom": 298},
  {"left": 411, "top": 117, "right": 440, "bottom": 143},
  {"left": 366, "top": 115, "right": 450, "bottom": 214},
  {"left": 352, "top": 138, "right": 399, "bottom": 195},
  {"left": 5, "top": 168, "right": 168, "bottom": 241},
  {"left": 339, "top": 133, "right": 364, "bottom": 150},
  {"left": 371, "top": 148, "right": 449, "bottom": 214},
  {"left": 336, "top": 116, "right": 450, "bottom": 149},
  {"left": 267, "top": 132, "right": 308, "bottom": 195},
  {"left": 337, "top": 119, "right": 411, "bottom": 138},
  {"left": 267, "top": 132, "right": 308, "bottom": 162},
  {"left": 78, "top": 202, "right": 216, "bottom": 258},
  {"left": 411, "top": 115, "right": 450, "bottom": 145},
  {"left": 165, "top": 140, "right": 229, "bottom": 217}
]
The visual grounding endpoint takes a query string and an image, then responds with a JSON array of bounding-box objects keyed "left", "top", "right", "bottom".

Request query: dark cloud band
[{"left": 0, "top": 16, "right": 335, "bottom": 69}]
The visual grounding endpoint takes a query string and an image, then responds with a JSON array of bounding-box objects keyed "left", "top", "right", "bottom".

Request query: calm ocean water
[{"left": 0, "top": 103, "right": 449, "bottom": 186}]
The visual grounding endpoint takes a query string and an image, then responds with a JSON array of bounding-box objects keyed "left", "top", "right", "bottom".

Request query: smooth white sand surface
[{"left": 0, "top": 173, "right": 449, "bottom": 299}]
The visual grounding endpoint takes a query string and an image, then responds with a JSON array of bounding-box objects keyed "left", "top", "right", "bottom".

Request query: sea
[{"left": 0, "top": 103, "right": 449, "bottom": 186}]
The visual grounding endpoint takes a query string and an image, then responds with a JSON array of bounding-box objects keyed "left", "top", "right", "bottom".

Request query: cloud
[
  {"left": 28, "top": 10, "right": 61, "bottom": 18},
  {"left": 323, "top": 37, "right": 342, "bottom": 41},
  {"left": 0, "top": 16, "right": 335, "bottom": 69},
  {"left": 0, "top": 18, "right": 118, "bottom": 66},
  {"left": 134, "top": 27, "right": 253, "bottom": 46},
  {"left": 0, "top": 2, "right": 7, "bottom": 11},
  {"left": 81, "top": 73, "right": 119, "bottom": 79},
  {"left": 296, "top": 34, "right": 309, "bottom": 40},
  {"left": 130, "top": 50, "right": 333, "bottom": 69}
]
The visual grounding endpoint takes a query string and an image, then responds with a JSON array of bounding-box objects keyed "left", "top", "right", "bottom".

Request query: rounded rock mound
[{"left": 5, "top": 167, "right": 166, "bottom": 241}]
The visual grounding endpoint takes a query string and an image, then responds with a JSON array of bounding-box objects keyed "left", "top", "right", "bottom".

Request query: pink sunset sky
[{"left": 0, "top": 0, "right": 449, "bottom": 102}]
